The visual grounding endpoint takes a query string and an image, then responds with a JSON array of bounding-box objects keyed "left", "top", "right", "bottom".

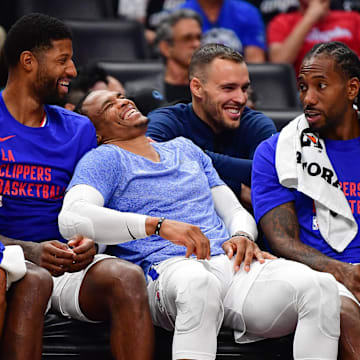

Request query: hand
[
  {"left": 222, "top": 235, "right": 276, "bottom": 272},
  {"left": 67, "top": 236, "right": 96, "bottom": 272},
  {"left": 32, "top": 240, "right": 76, "bottom": 277},
  {"left": 304, "top": 0, "right": 330, "bottom": 23},
  {"left": 156, "top": 219, "right": 211, "bottom": 260}
]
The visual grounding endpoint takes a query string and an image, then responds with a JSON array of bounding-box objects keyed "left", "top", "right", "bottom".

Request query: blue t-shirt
[
  {"left": 0, "top": 92, "right": 97, "bottom": 242},
  {"left": 179, "top": 0, "right": 266, "bottom": 51},
  {"left": 147, "top": 103, "right": 276, "bottom": 194},
  {"left": 252, "top": 133, "right": 360, "bottom": 263},
  {"left": 68, "top": 137, "right": 227, "bottom": 274}
]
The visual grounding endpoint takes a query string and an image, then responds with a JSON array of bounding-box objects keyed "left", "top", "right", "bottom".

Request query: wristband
[
  {"left": 155, "top": 217, "right": 166, "bottom": 235},
  {"left": 231, "top": 232, "right": 253, "bottom": 241}
]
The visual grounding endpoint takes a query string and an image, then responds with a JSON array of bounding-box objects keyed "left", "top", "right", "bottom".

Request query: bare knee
[
  {"left": 25, "top": 263, "right": 52, "bottom": 292},
  {"left": 86, "top": 259, "right": 148, "bottom": 306}
]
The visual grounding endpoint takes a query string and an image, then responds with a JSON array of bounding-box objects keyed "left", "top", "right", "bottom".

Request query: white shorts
[{"left": 51, "top": 254, "right": 115, "bottom": 322}]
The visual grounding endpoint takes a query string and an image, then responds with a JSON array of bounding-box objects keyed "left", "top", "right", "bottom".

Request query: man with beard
[
  {"left": 252, "top": 41, "right": 360, "bottom": 358},
  {"left": 127, "top": 9, "right": 202, "bottom": 104},
  {"left": 0, "top": 13, "right": 154, "bottom": 360},
  {"left": 146, "top": 43, "right": 276, "bottom": 209}
]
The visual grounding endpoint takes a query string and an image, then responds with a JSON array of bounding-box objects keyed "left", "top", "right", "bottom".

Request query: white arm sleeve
[
  {"left": 211, "top": 185, "right": 258, "bottom": 241},
  {"left": 59, "top": 184, "right": 148, "bottom": 244}
]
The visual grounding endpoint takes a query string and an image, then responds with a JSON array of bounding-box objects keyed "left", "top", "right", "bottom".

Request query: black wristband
[
  {"left": 231, "top": 232, "right": 253, "bottom": 241},
  {"left": 155, "top": 217, "right": 166, "bottom": 235}
]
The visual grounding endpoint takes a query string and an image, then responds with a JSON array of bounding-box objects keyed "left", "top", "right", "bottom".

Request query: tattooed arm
[{"left": 260, "top": 201, "right": 360, "bottom": 301}]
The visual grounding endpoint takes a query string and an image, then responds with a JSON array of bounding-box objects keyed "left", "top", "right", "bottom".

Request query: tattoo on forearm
[{"left": 260, "top": 202, "right": 341, "bottom": 275}]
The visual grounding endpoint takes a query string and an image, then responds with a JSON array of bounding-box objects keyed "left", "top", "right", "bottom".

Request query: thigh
[
  {"left": 51, "top": 254, "right": 114, "bottom": 322},
  {"left": 148, "top": 257, "right": 223, "bottom": 331}
]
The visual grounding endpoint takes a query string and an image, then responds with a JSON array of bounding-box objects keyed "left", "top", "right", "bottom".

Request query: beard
[{"left": 34, "top": 68, "right": 64, "bottom": 105}]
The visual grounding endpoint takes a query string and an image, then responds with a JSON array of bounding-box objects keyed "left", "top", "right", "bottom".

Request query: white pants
[
  {"left": 51, "top": 254, "right": 114, "bottom": 322},
  {"left": 147, "top": 255, "right": 340, "bottom": 360}
]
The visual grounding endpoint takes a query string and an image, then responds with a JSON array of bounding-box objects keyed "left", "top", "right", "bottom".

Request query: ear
[
  {"left": 158, "top": 40, "right": 171, "bottom": 58},
  {"left": 19, "top": 51, "right": 36, "bottom": 72},
  {"left": 96, "top": 134, "right": 103, "bottom": 145},
  {"left": 348, "top": 77, "right": 360, "bottom": 102},
  {"left": 190, "top": 77, "right": 203, "bottom": 99}
]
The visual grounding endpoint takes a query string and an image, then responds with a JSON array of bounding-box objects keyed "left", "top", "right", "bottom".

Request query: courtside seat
[
  {"left": 65, "top": 19, "right": 150, "bottom": 68},
  {"left": 247, "top": 63, "right": 301, "bottom": 111},
  {"left": 97, "top": 61, "right": 165, "bottom": 87},
  {"left": 14, "top": 0, "right": 115, "bottom": 21},
  {"left": 263, "top": 109, "right": 303, "bottom": 131},
  {"left": 42, "top": 311, "right": 294, "bottom": 359}
]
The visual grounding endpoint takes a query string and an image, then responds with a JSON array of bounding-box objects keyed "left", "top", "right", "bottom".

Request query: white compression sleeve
[
  {"left": 59, "top": 184, "right": 148, "bottom": 244},
  {"left": 211, "top": 185, "right": 258, "bottom": 241}
]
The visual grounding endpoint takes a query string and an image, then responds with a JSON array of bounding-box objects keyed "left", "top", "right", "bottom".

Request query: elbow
[{"left": 58, "top": 209, "right": 95, "bottom": 240}]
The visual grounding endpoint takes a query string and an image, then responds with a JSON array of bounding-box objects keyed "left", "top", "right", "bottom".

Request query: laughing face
[
  {"left": 34, "top": 39, "right": 77, "bottom": 104},
  {"left": 193, "top": 58, "right": 250, "bottom": 133},
  {"left": 82, "top": 90, "right": 149, "bottom": 142},
  {"left": 297, "top": 54, "right": 357, "bottom": 138}
]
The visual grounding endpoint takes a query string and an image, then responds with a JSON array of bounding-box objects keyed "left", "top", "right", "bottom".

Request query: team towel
[
  {"left": 0, "top": 242, "right": 26, "bottom": 290},
  {"left": 275, "top": 114, "right": 357, "bottom": 252}
]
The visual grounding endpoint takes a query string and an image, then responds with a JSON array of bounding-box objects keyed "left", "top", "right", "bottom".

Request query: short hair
[
  {"left": 189, "top": 43, "right": 244, "bottom": 81},
  {"left": 302, "top": 41, "right": 360, "bottom": 81},
  {"left": 155, "top": 9, "right": 202, "bottom": 46},
  {"left": 4, "top": 13, "right": 72, "bottom": 68}
]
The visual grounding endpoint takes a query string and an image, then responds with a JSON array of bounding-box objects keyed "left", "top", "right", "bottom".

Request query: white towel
[
  {"left": 0, "top": 245, "right": 26, "bottom": 290},
  {"left": 275, "top": 114, "right": 357, "bottom": 252}
]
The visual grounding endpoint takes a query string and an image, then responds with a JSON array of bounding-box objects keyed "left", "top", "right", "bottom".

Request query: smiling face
[
  {"left": 82, "top": 90, "right": 149, "bottom": 143},
  {"left": 191, "top": 58, "right": 249, "bottom": 133},
  {"left": 33, "top": 39, "right": 77, "bottom": 104},
  {"left": 297, "top": 54, "right": 358, "bottom": 138}
]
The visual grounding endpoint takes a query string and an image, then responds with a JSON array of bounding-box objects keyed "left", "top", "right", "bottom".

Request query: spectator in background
[
  {"left": 147, "top": 44, "right": 276, "bottom": 211},
  {"left": 246, "top": 0, "right": 299, "bottom": 24},
  {"left": 127, "top": 9, "right": 202, "bottom": 104},
  {"left": 179, "top": 0, "right": 266, "bottom": 62},
  {"left": 145, "top": 0, "right": 184, "bottom": 43},
  {"left": 267, "top": 0, "right": 360, "bottom": 74}
]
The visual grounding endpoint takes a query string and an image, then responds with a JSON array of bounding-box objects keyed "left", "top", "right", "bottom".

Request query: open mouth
[
  {"left": 224, "top": 105, "right": 242, "bottom": 119},
  {"left": 120, "top": 106, "right": 139, "bottom": 121},
  {"left": 304, "top": 109, "right": 322, "bottom": 123},
  {"left": 58, "top": 80, "right": 70, "bottom": 94}
]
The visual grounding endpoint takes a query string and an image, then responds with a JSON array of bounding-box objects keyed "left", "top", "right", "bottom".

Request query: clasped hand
[{"left": 34, "top": 236, "right": 96, "bottom": 276}]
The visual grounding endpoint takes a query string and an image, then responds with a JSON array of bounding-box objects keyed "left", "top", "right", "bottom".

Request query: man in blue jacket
[{"left": 147, "top": 43, "right": 276, "bottom": 209}]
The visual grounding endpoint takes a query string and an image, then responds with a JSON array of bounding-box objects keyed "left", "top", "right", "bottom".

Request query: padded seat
[
  {"left": 14, "top": 0, "right": 115, "bottom": 21},
  {"left": 247, "top": 63, "right": 301, "bottom": 111},
  {"left": 263, "top": 109, "right": 303, "bottom": 131},
  {"left": 65, "top": 19, "right": 149, "bottom": 67},
  {"left": 42, "top": 311, "right": 294, "bottom": 359},
  {"left": 97, "top": 61, "right": 164, "bottom": 86}
]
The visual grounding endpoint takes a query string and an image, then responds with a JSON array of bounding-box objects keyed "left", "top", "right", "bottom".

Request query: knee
[
  {"left": 174, "top": 271, "right": 222, "bottom": 332},
  {"left": 296, "top": 270, "right": 340, "bottom": 337},
  {"left": 22, "top": 263, "right": 53, "bottom": 300},
  {"left": 91, "top": 259, "right": 148, "bottom": 305}
]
